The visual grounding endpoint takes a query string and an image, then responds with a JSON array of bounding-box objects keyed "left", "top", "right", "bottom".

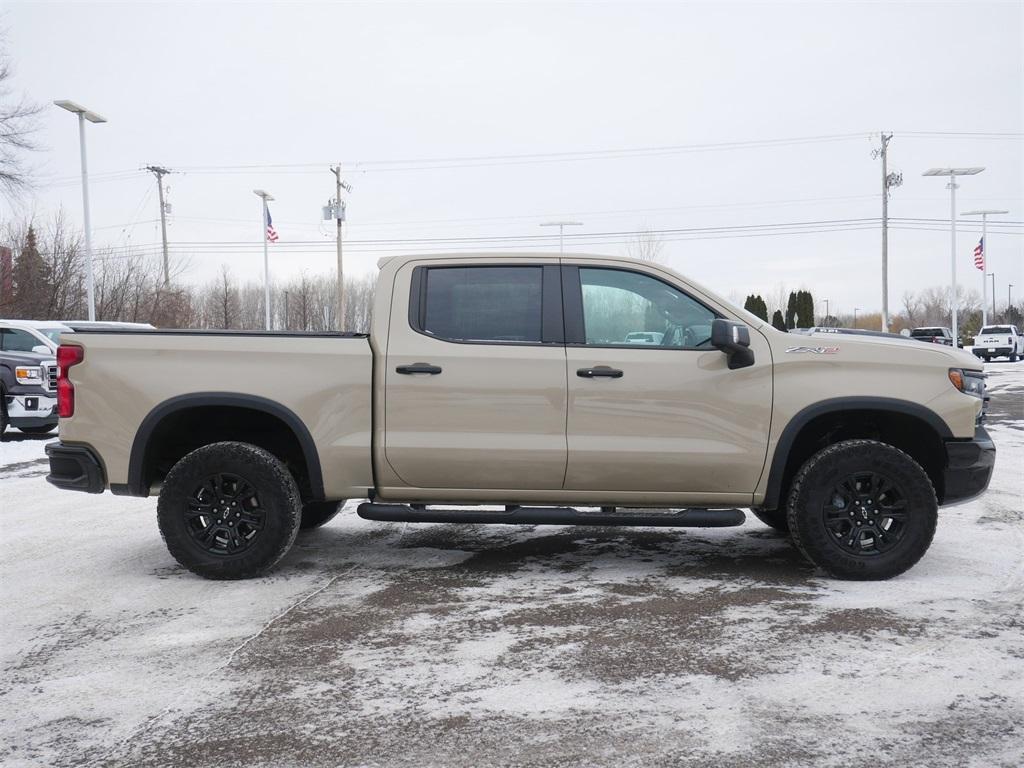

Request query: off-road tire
[
  {"left": 786, "top": 439, "right": 937, "bottom": 580},
  {"left": 157, "top": 441, "right": 302, "bottom": 580},
  {"left": 300, "top": 501, "right": 341, "bottom": 530},
  {"left": 751, "top": 507, "right": 789, "bottom": 533}
]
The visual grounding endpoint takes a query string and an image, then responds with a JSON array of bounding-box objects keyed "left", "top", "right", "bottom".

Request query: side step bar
[{"left": 357, "top": 503, "right": 745, "bottom": 528}]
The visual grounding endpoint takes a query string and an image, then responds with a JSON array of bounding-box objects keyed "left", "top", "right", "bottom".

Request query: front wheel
[
  {"left": 786, "top": 440, "right": 937, "bottom": 580},
  {"left": 157, "top": 441, "right": 302, "bottom": 579}
]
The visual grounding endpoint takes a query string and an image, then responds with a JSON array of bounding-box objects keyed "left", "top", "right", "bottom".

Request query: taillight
[{"left": 57, "top": 345, "right": 84, "bottom": 418}]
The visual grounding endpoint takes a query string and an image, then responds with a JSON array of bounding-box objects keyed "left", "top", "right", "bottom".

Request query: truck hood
[{"left": 801, "top": 330, "right": 982, "bottom": 370}]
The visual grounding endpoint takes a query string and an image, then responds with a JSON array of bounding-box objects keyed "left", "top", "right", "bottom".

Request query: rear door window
[{"left": 418, "top": 266, "right": 544, "bottom": 343}]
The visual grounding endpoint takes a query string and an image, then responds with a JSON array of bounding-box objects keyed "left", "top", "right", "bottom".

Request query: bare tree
[
  {"left": 626, "top": 226, "right": 665, "bottom": 263},
  {"left": 0, "top": 37, "right": 43, "bottom": 198}
]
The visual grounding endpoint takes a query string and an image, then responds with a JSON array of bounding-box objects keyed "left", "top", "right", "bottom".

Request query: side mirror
[
  {"left": 32, "top": 344, "right": 51, "bottom": 355},
  {"left": 711, "top": 319, "right": 755, "bottom": 370}
]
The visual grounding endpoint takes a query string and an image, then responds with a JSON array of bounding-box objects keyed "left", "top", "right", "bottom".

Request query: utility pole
[
  {"left": 824, "top": 298, "right": 830, "bottom": 326},
  {"left": 873, "top": 134, "right": 902, "bottom": 332},
  {"left": 1009, "top": 284, "right": 1014, "bottom": 318},
  {"left": 540, "top": 221, "right": 583, "bottom": 254},
  {"left": 989, "top": 273, "right": 996, "bottom": 321},
  {"left": 329, "top": 166, "right": 350, "bottom": 331},
  {"left": 145, "top": 166, "right": 172, "bottom": 286}
]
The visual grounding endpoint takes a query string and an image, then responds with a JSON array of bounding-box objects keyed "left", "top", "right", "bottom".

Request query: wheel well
[
  {"left": 138, "top": 405, "right": 317, "bottom": 500},
  {"left": 767, "top": 409, "right": 946, "bottom": 510}
]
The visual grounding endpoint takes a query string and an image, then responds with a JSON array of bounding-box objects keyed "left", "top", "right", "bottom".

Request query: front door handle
[
  {"left": 577, "top": 366, "right": 623, "bottom": 379},
  {"left": 396, "top": 363, "right": 443, "bottom": 375}
]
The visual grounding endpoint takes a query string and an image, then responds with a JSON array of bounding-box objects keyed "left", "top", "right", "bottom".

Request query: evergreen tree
[
  {"left": 785, "top": 291, "right": 798, "bottom": 329},
  {"left": 11, "top": 226, "right": 52, "bottom": 319},
  {"left": 743, "top": 294, "right": 769, "bottom": 322},
  {"left": 772, "top": 309, "right": 787, "bottom": 331},
  {"left": 795, "top": 290, "right": 815, "bottom": 328}
]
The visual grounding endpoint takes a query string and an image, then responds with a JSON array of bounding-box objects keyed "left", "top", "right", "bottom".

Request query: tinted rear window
[
  {"left": 911, "top": 328, "right": 944, "bottom": 337},
  {"left": 980, "top": 326, "right": 1013, "bottom": 335},
  {"left": 422, "top": 266, "right": 543, "bottom": 343}
]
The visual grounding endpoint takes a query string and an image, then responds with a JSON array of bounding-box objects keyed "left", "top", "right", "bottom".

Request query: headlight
[
  {"left": 949, "top": 368, "right": 985, "bottom": 399},
  {"left": 14, "top": 366, "right": 43, "bottom": 385}
]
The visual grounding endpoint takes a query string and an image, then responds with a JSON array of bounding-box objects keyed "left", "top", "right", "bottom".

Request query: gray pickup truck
[{"left": 45, "top": 253, "right": 995, "bottom": 581}]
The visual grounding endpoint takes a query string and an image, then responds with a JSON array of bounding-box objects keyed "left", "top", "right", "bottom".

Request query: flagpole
[
  {"left": 981, "top": 215, "right": 987, "bottom": 328},
  {"left": 254, "top": 189, "right": 274, "bottom": 330}
]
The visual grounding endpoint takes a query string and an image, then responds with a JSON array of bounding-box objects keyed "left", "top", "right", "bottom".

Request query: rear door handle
[
  {"left": 396, "top": 363, "right": 443, "bottom": 375},
  {"left": 577, "top": 366, "right": 623, "bottom": 379}
]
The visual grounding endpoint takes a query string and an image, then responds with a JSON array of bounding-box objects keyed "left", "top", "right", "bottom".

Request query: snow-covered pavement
[{"left": 2, "top": 363, "right": 1022, "bottom": 767}]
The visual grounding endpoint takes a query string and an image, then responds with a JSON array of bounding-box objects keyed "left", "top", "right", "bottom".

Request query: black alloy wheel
[
  {"left": 822, "top": 471, "right": 907, "bottom": 556},
  {"left": 185, "top": 473, "right": 267, "bottom": 555}
]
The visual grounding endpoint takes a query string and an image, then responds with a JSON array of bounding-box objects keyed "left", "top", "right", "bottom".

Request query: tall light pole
[
  {"left": 962, "top": 209, "right": 1009, "bottom": 327},
  {"left": 540, "top": 221, "right": 583, "bottom": 254},
  {"left": 923, "top": 167, "right": 984, "bottom": 344},
  {"left": 988, "top": 272, "right": 996, "bottom": 321},
  {"left": 54, "top": 100, "right": 106, "bottom": 321},
  {"left": 1010, "top": 284, "right": 1014, "bottom": 317},
  {"left": 853, "top": 307, "right": 861, "bottom": 327},
  {"left": 253, "top": 189, "right": 274, "bottom": 330},
  {"left": 824, "top": 298, "right": 830, "bottom": 326}
]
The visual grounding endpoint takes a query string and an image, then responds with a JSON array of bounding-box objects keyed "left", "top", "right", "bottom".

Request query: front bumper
[
  {"left": 942, "top": 426, "right": 995, "bottom": 506},
  {"left": 4, "top": 393, "right": 58, "bottom": 427},
  {"left": 45, "top": 442, "right": 106, "bottom": 494}
]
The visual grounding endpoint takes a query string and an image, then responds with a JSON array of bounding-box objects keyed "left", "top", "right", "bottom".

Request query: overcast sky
[{"left": 3, "top": 1, "right": 1022, "bottom": 316}]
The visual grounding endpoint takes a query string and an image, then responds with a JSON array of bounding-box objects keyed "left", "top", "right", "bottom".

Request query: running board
[{"left": 356, "top": 503, "right": 745, "bottom": 528}]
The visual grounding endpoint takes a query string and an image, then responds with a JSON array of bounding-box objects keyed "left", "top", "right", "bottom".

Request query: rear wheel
[
  {"left": 157, "top": 441, "right": 301, "bottom": 580},
  {"left": 786, "top": 440, "right": 937, "bottom": 580},
  {"left": 300, "top": 501, "right": 341, "bottom": 530},
  {"left": 0, "top": 389, "right": 7, "bottom": 437}
]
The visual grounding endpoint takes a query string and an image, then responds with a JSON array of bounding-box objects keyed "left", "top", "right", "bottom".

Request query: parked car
[
  {"left": 0, "top": 320, "right": 73, "bottom": 354},
  {"left": 910, "top": 327, "right": 956, "bottom": 346},
  {"left": 624, "top": 331, "right": 664, "bottom": 345},
  {"left": 972, "top": 325, "right": 1023, "bottom": 362},
  {"left": 46, "top": 252, "right": 993, "bottom": 581},
  {"left": 0, "top": 339, "right": 58, "bottom": 435},
  {"left": 793, "top": 327, "right": 911, "bottom": 340}
]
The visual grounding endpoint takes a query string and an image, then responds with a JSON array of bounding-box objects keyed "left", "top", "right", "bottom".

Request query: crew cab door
[
  {"left": 562, "top": 263, "right": 773, "bottom": 500},
  {"left": 382, "top": 260, "right": 567, "bottom": 490}
]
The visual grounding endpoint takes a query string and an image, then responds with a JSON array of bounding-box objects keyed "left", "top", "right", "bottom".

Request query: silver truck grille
[{"left": 46, "top": 364, "right": 58, "bottom": 392}]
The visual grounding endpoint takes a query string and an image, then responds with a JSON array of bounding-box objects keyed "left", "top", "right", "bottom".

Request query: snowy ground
[{"left": 2, "top": 363, "right": 1022, "bottom": 768}]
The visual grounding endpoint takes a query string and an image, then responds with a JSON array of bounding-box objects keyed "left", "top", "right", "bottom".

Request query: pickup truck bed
[{"left": 59, "top": 329, "right": 373, "bottom": 501}]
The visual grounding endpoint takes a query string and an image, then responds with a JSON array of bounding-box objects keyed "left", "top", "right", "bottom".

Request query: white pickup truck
[{"left": 973, "top": 325, "right": 1023, "bottom": 362}]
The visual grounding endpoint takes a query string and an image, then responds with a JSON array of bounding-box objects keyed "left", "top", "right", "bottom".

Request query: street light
[
  {"left": 253, "top": 189, "right": 274, "bottom": 330},
  {"left": 923, "top": 167, "right": 985, "bottom": 344},
  {"left": 54, "top": 100, "right": 106, "bottom": 321},
  {"left": 988, "top": 272, "right": 996, "bottom": 321},
  {"left": 540, "top": 221, "right": 583, "bottom": 254},
  {"left": 961, "top": 209, "right": 1009, "bottom": 327},
  {"left": 853, "top": 307, "right": 861, "bottom": 327}
]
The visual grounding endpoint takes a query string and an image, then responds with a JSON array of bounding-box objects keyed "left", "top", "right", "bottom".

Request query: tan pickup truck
[{"left": 46, "top": 253, "right": 994, "bottom": 581}]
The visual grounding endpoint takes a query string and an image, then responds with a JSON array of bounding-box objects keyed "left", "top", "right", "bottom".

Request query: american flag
[
  {"left": 265, "top": 205, "right": 279, "bottom": 242},
  {"left": 973, "top": 237, "right": 984, "bottom": 271}
]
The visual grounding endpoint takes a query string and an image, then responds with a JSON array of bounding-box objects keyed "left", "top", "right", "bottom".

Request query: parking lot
[{"left": 2, "top": 362, "right": 1022, "bottom": 768}]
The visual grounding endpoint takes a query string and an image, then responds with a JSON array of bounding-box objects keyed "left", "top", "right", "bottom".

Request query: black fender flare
[
  {"left": 126, "top": 392, "right": 325, "bottom": 499},
  {"left": 761, "top": 396, "right": 953, "bottom": 510}
]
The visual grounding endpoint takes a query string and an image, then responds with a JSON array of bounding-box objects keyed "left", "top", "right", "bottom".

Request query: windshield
[{"left": 980, "top": 326, "right": 1013, "bottom": 335}]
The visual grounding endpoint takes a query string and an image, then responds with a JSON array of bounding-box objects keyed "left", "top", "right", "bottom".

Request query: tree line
[{"left": 0, "top": 214, "right": 376, "bottom": 332}]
